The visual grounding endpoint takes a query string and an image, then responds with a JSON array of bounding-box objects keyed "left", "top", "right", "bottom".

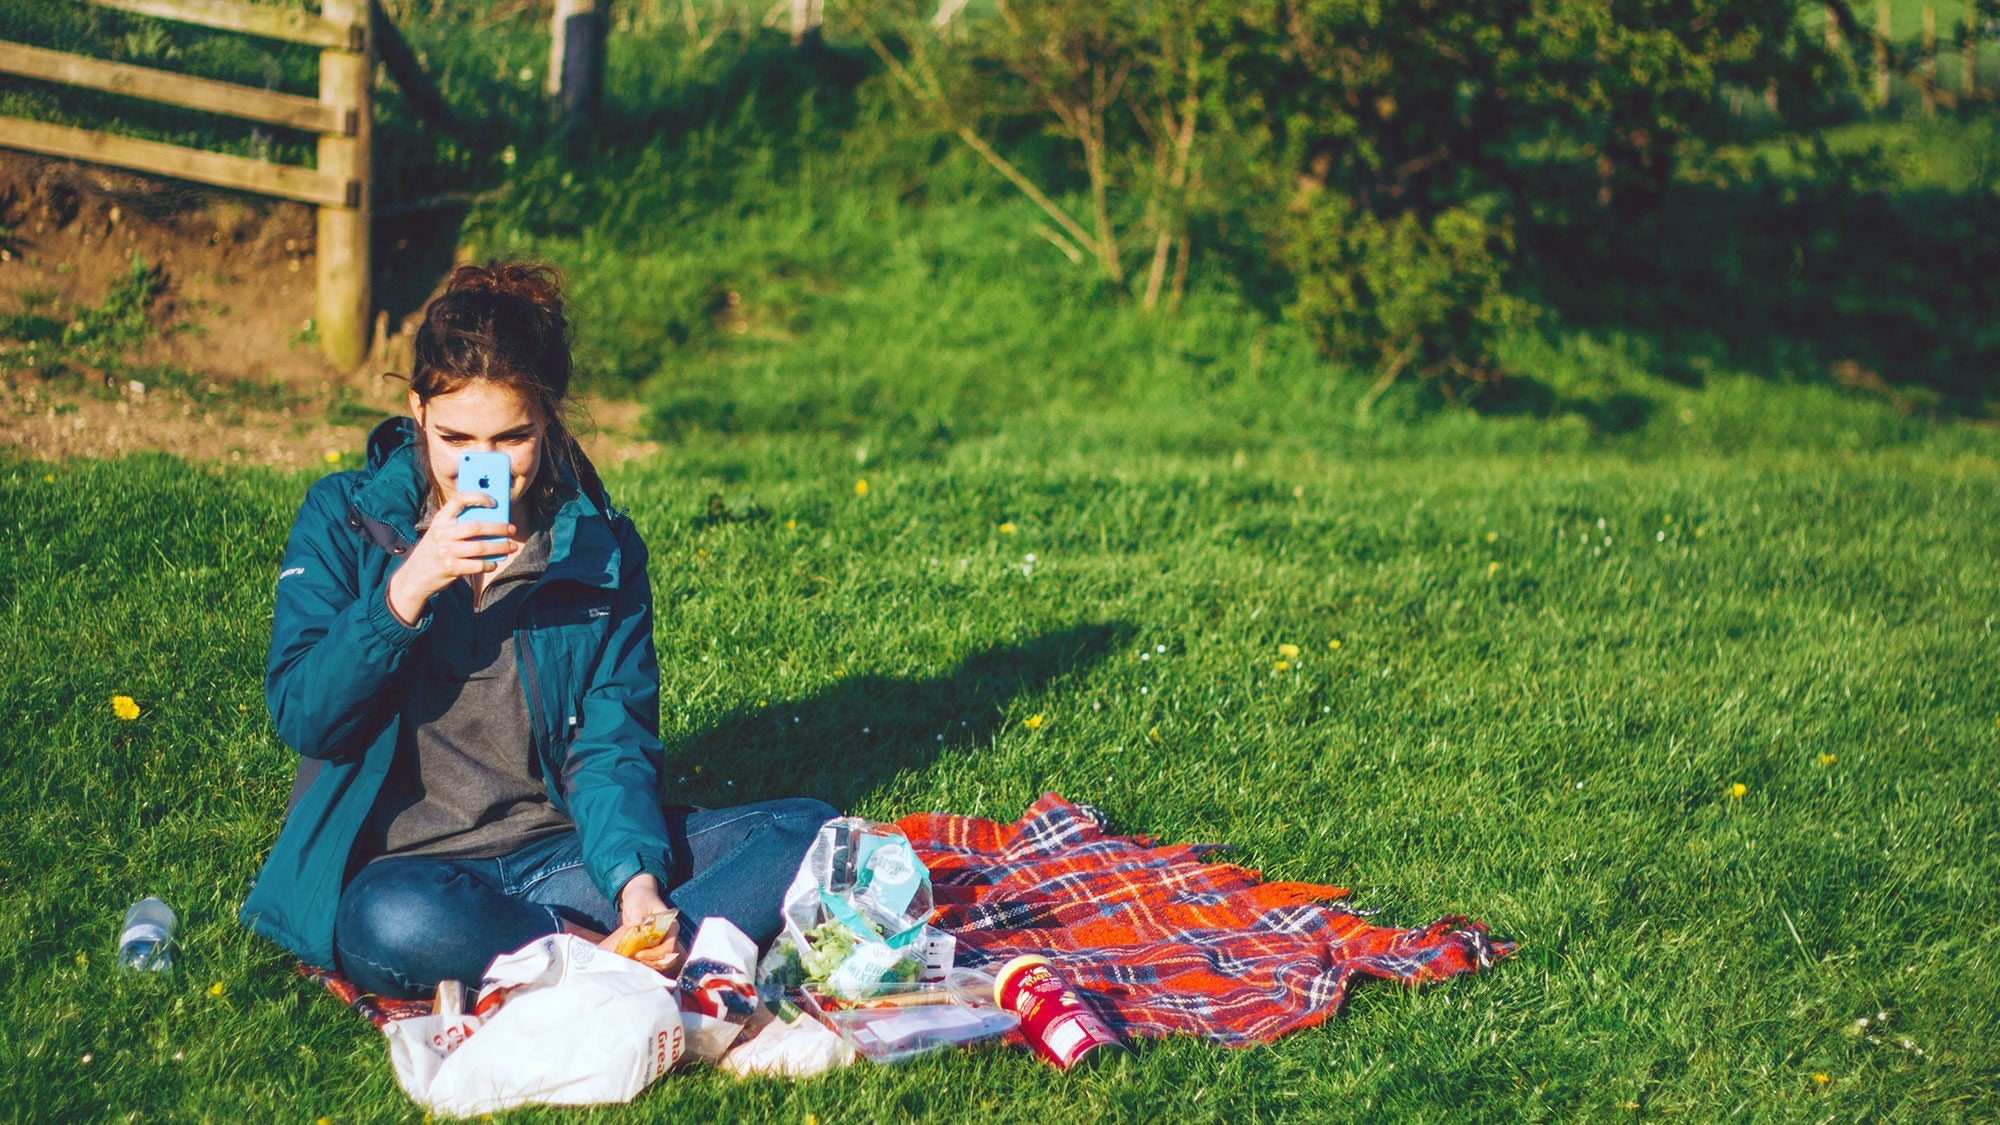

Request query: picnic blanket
[
  {"left": 895, "top": 792, "right": 1514, "bottom": 1046},
  {"left": 298, "top": 963, "right": 431, "bottom": 1029},
  {"left": 306, "top": 793, "right": 1513, "bottom": 1044}
]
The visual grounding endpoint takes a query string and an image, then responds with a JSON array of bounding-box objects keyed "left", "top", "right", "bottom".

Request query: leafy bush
[{"left": 1279, "top": 195, "right": 1537, "bottom": 412}]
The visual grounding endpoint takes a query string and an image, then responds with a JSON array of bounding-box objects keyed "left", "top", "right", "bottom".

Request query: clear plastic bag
[{"left": 757, "top": 818, "right": 952, "bottom": 1002}]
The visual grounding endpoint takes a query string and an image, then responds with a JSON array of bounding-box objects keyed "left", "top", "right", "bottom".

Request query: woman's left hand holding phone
[{"left": 386, "top": 491, "right": 519, "bottom": 626}]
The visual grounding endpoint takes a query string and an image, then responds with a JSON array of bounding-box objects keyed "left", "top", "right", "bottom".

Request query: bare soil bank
[{"left": 0, "top": 153, "right": 657, "bottom": 468}]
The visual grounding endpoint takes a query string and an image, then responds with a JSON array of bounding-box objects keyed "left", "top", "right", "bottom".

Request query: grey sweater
[{"left": 357, "top": 526, "right": 574, "bottom": 862}]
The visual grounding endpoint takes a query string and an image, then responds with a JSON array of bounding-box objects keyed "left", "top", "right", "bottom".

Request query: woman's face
[{"left": 409, "top": 383, "right": 545, "bottom": 507}]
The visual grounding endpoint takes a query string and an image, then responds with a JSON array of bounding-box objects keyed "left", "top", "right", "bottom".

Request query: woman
[{"left": 240, "top": 262, "right": 835, "bottom": 999}]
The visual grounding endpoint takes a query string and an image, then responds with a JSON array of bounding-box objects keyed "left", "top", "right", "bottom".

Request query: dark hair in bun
[{"left": 407, "top": 261, "right": 582, "bottom": 514}]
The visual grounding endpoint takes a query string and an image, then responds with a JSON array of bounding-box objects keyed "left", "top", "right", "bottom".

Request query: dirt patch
[{"left": 0, "top": 152, "right": 658, "bottom": 469}]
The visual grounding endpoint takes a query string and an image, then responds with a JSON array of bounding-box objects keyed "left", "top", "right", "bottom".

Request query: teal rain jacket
[{"left": 239, "top": 417, "right": 672, "bottom": 968}]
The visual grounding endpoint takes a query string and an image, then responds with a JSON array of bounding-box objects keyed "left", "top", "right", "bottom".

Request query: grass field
[
  {"left": 4, "top": 2, "right": 1998, "bottom": 1120},
  {"left": 3, "top": 367, "right": 1997, "bottom": 1121}
]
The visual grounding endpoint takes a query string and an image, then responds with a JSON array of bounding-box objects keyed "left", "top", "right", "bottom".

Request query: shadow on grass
[
  {"left": 666, "top": 621, "right": 1132, "bottom": 812},
  {"left": 1468, "top": 376, "right": 1657, "bottom": 435},
  {"left": 490, "top": 33, "right": 880, "bottom": 245},
  {"left": 372, "top": 203, "right": 469, "bottom": 329}
]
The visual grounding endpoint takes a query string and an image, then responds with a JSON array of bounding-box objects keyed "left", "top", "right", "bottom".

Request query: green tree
[{"left": 845, "top": 0, "right": 1247, "bottom": 311}]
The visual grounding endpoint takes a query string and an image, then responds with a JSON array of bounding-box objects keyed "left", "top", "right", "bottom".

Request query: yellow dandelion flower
[
  {"left": 317, "top": 1117, "right": 333, "bottom": 1125},
  {"left": 44, "top": 474, "right": 55, "bottom": 484},
  {"left": 1485, "top": 531, "right": 1498, "bottom": 543},
  {"left": 1487, "top": 561, "right": 1501, "bottom": 575},
  {"left": 1729, "top": 782, "right": 1747, "bottom": 799},
  {"left": 1273, "top": 661, "right": 1290, "bottom": 673},
  {"left": 785, "top": 518, "right": 796, "bottom": 530},
  {"left": 1328, "top": 638, "right": 1342, "bottom": 650},
  {"left": 853, "top": 479, "right": 868, "bottom": 497},
  {"left": 323, "top": 451, "right": 341, "bottom": 465},
  {"left": 806, "top": 1115, "right": 820, "bottom": 1125},
  {"left": 1148, "top": 727, "right": 1162, "bottom": 744},
  {"left": 208, "top": 981, "right": 224, "bottom": 997},
  {"left": 237, "top": 703, "right": 249, "bottom": 714},
  {"left": 1812, "top": 1073, "right": 1830, "bottom": 1085},
  {"left": 999, "top": 522, "right": 1018, "bottom": 534},
  {"left": 1817, "top": 753, "right": 1836, "bottom": 766},
  {"left": 1023, "top": 714, "right": 1046, "bottom": 731},
  {"left": 1278, "top": 643, "right": 1300, "bottom": 660},
  {"left": 75, "top": 952, "right": 88, "bottom": 968},
  {"left": 111, "top": 695, "right": 141, "bottom": 721}
]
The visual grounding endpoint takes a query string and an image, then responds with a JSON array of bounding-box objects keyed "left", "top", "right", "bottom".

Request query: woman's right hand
[
  {"left": 601, "top": 913, "right": 683, "bottom": 973},
  {"left": 385, "top": 491, "right": 519, "bottom": 625}
]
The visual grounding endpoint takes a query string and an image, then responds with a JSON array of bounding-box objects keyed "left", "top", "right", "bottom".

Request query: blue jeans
[{"left": 334, "top": 798, "right": 837, "bottom": 999}]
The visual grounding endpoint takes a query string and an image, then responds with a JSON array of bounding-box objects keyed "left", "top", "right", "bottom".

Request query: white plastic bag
[
  {"left": 721, "top": 1008, "right": 856, "bottom": 1078},
  {"left": 384, "top": 935, "right": 685, "bottom": 1118}
]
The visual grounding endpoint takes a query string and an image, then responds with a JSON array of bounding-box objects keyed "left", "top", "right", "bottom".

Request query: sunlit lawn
[{"left": 3, "top": 375, "right": 1995, "bottom": 1120}]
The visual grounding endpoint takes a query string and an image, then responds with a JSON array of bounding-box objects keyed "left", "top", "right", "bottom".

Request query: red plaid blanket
[
  {"left": 298, "top": 963, "right": 431, "bottom": 1029},
  {"left": 895, "top": 793, "right": 1514, "bottom": 1046}
]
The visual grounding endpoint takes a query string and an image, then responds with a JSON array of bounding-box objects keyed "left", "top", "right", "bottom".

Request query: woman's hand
[
  {"left": 603, "top": 875, "right": 680, "bottom": 970},
  {"left": 385, "top": 491, "right": 519, "bottom": 625},
  {"left": 617, "top": 873, "right": 671, "bottom": 927}
]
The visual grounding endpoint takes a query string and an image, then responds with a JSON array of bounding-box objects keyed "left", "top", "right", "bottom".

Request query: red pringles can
[{"left": 992, "top": 954, "right": 1127, "bottom": 1069}]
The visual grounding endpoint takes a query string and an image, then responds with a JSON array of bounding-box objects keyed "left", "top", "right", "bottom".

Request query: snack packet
[{"left": 677, "top": 917, "right": 761, "bottom": 1063}]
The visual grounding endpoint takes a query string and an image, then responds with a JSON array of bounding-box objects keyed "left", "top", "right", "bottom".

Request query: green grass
[
  {"left": 2, "top": 376, "right": 1996, "bottom": 1120},
  {"left": 4, "top": 4, "right": 1999, "bottom": 1120}
]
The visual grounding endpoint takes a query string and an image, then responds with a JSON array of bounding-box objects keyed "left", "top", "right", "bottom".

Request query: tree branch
[{"left": 844, "top": 11, "right": 1102, "bottom": 257}]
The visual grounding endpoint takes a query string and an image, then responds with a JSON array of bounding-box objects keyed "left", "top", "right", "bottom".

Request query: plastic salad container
[{"left": 793, "top": 979, "right": 1019, "bottom": 1064}]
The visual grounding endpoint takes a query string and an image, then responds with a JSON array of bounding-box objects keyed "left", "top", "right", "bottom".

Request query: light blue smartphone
[{"left": 455, "top": 451, "right": 511, "bottom": 562}]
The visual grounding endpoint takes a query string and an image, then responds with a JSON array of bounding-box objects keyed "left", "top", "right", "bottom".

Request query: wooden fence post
[
  {"left": 1967, "top": 1, "right": 1980, "bottom": 97},
  {"left": 1875, "top": 0, "right": 1892, "bottom": 108},
  {"left": 317, "top": 0, "right": 371, "bottom": 370},
  {"left": 549, "top": 0, "right": 607, "bottom": 138},
  {"left": 790, "top": 0, "right": 822, "bottom": 45},
  {"left": 1922, "top": 4, "right": 1937, "bottom": 112}
]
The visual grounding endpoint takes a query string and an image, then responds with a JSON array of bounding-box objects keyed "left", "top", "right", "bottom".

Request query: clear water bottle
[{"left": 118, "top": 896, "right": 177, "bottom": 972}]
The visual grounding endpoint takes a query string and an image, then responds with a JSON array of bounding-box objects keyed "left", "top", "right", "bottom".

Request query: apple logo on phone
[{"left": 478, "top": 476, "right": 492, "bottom": 490}]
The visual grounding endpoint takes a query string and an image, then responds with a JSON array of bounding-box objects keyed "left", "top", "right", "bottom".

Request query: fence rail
[
  {"left": 0, "top": 0, "right": 374, "bottom": 368},
  {"left": 0, "top": 117, "right": 356, "bottom": 206},
  {"left": 0, "top": 40, "right": 354, "bottom": 137},
  {"left": 91, "top": 0, "right": 364, "bottom": 51}
]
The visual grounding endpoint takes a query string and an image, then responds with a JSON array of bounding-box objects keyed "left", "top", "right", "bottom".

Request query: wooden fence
[
  {"left": 1831, "top": 0, "right": 1989, "bottom": 110},
  {"left": 0, "top": 0, "right": 374, "bottom": 368}
]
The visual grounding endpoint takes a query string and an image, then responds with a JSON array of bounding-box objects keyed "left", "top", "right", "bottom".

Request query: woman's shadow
[{"left": 663, "top": 621, "right": 1132, "bottom": 812}]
